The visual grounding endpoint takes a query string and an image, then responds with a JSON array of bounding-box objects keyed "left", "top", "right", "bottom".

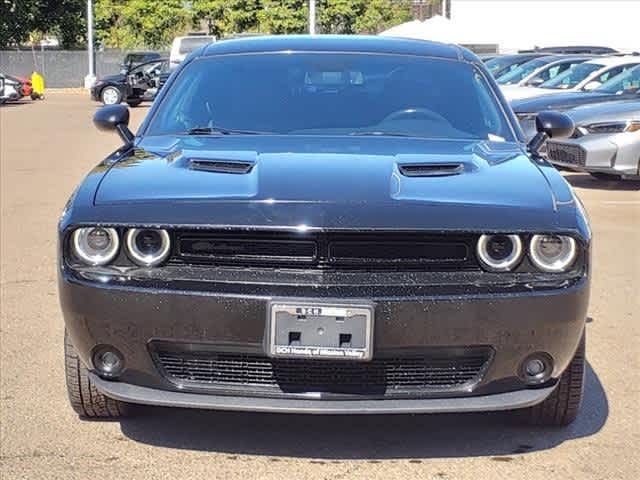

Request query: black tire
[
  {"left": 521, "top": 331, "right": 585, "bottom": 426},
  {"left": 100, "top": 86, "right": 122, "bottom": 105},
  {"left": 126, "top": 98, "right": 143, "bottom": 107},
  {"left": 589, "top": 172, "right": 621, "bottom": 181},
  {"left": 64, "top": 330, "right": 132, "bottom": 418}
]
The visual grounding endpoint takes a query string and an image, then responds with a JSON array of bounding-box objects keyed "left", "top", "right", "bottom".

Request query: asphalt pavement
[{"left": 1, "top": 94, "right": 638, "bottom": 479}]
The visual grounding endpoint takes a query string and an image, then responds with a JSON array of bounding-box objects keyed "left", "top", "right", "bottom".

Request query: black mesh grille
[
  {"left": 178, "top": 236, "right": 317, "bottom": 265},
  {"left": 154, "top": 349, "right": 492, "bottom": 396},
  {"left": 329, "top": 241, "right": 468, "bottom": 265},
  {"left": 547, "top": 143, "right": 586, "bottom": 166},
  {"left": 173, "top": 231, "right": 478, "bottom": 271}
]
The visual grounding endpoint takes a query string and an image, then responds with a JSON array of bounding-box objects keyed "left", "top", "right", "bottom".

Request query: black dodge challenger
[{"left": 59, "top": 36, "right": 590, "bottom": 426}]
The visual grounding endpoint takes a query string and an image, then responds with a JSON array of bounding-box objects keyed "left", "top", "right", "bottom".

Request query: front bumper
[
  {"left": 60, "top": 266, "right": 589, "bottom": 413},
  {"left": 547, "top": 134, "right": 640, "bottom": 179},
  {"left": 90, "top": 373, "right": 556, "bottom": 414}
]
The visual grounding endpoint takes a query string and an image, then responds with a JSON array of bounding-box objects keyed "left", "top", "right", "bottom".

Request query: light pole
[
  {"left": 84, "top": 0, "right": 96, "bottom": 88},
  {"left": 309, "top": 0, "right": 316, "bottom": 35}
]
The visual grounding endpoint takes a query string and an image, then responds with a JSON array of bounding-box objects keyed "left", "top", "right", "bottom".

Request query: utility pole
[
  {"left": 309, "top": 0, "right": 316, "bottom": 35},
  {"left": 84, "top": 0, "right": 96, "bottom": 88}
]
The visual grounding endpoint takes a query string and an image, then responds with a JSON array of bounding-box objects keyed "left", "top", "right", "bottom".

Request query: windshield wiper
[
  {"left": 186, "top": 126, "right": 272, "bottom": 136},
  {"left": 349, "top": 131, "right": 414, "bottom": 137}
]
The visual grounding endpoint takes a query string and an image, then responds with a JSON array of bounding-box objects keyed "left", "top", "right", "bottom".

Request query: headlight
[
  {"left": 72, "top": 227, "right": 120, "bottom": 266},
  {"left": 125, "top": 228, "right": 171, "bottom": 267},
  {"left": 476, "top": 234, "right": 523, "bottom": 272},
  {"left": 580, "top": 120, "right": 640, "bottom": 135},
  {"left": 529, "top": 235, "right": 577, "bottom": 272}
]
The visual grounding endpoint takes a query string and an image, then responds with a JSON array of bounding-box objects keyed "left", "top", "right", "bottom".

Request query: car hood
[
  {"left": 563, "top": 99, "right": 640, "bottom": 125},
  {"left": 91, "top": 136, "right": 571, "bottom": 231},
  {"left": 511, "top": 91, "right": 623, "bottom": 113}
]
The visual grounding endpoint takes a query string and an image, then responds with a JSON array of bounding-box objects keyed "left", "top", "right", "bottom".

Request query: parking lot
[{"left": 0, "top": 94, "right": 638, "bottom": 479}]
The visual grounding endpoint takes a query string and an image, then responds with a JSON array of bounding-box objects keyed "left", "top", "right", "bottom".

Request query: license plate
[{"left": 268, "top": 302, "right": 374, "bottom": 361}]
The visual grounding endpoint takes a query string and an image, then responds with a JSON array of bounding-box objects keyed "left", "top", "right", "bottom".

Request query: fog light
[
  {"left": 92, "top": 346, "right": 125, "bottom": 378},
  {"left": 525, "top": 359, "right": 545, "bottom": 376},
  {"left": 520, "top": 353, "right": 553, "bottom": 384}
]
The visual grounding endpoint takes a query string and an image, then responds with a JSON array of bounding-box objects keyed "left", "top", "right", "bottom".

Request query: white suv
[{"left": 169, "top": 35, "right": 216, "bottom": 70}]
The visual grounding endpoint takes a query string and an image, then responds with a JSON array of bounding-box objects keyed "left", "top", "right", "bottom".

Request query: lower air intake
[{"left": 154, "top": 348, "right": 493, "bottom": 397}]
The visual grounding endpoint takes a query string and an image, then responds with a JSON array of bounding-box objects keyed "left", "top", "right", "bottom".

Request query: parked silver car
[{"left": 546, "top": 99, "right": 640, "bottom": 180}]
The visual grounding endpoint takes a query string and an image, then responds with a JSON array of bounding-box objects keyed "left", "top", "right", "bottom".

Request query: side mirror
[
  {"left": 583, "top": 81, "right": 601, "bottom": 91},
  {"left": 528, "top": 76, "right": 545, "bottom": 87},
  {"left": 527, "top": 111, "right": 574, "bottom": 156},
  {"left": 93, "top": 104, "right": 135, "bottom": 145}
]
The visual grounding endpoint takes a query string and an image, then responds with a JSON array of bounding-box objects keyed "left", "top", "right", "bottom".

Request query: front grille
[
  {"left": 173, "top": 231, "right": 478, "bottom": 271},
  {"left": 547, "top": 142, "right": 586, "bottom": 166},
  {"left": 154, "top": 348, "right": 493, "bottom": 396}
]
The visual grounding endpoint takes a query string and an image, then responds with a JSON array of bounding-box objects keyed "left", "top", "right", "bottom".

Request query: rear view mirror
[{"left": 94, "top": 104, "right": 135, "bottom": 145}]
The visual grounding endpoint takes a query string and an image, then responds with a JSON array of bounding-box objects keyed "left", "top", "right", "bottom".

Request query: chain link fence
[{"left": 0, "top": 49, "right": 129, "bottom": 87}]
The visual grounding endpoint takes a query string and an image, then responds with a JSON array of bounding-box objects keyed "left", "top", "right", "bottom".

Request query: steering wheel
[{"left": 383, "top": 108, "right": 448, "bottom": 124}]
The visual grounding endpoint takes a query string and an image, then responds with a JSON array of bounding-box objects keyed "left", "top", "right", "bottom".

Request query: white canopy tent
[
  {"left": 379, "top": 15, "right": 499, "bottom": 51},
  {"left": 382, "top": 2, "right": 639, "bottom": 54}
]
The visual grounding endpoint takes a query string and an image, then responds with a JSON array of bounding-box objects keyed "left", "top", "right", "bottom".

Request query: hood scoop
[
  {"left": 189, "top": 158, "right": 255, "bottom": 174},
  {"left": 398, "top": 163, "right": 465, "bottom": 177}
]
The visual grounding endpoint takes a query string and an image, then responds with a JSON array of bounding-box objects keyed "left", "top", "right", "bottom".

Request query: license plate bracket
[{"left": 268, "top": 301, "right": 374, "bottom": 361}]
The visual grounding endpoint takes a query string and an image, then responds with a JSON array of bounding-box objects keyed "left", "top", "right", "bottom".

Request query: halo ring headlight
[
  {"left": 477, "top": 234, "right": 523, "bottom": 272},
  {"left": 125, "top": 228, "right": 171, "bottom": 267},
  {"left": 72, "top": 227, "right": 119, "bottom": 266},
  {"left": 529, "top": 234, "right": 577, "bottom": 273}
]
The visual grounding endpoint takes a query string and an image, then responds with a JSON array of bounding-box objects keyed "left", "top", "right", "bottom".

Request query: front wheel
[
  {"left": 64, "top": 330, "right": 132, "bottom": 418},
  {"left": 521, "top": 331, "right": 585, "bottom": 426},
  {"left": 100, "top": 86, "right": 122, "bottom": 105},
  {"left": 126, "top": 98, "right": 143, "bottom": 107}
]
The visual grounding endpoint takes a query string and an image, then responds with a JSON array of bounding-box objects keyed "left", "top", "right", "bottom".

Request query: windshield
[
  {"left": 147, "top": 53, "right": 513, "bottom": 141},
  {"left": 178, "top": 37, "right": 215, "bottom": 54},
  {"left": 485, "top": 55, "right": 532, "bottom": 75},
  {"left": 595, "top": 66, "right": 640, "bottom": 94},
  {"left": 539, "top": 62, "right": 603, "bottom": 89},
  {"left": 496, "top": 58, "right": 550, "bottom": 85}
]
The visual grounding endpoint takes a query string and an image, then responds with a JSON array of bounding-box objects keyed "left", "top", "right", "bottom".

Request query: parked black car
[
  {"left": 121, "top": 51, "right": 162, "bottom": 71},
  {"left": 90, "top": 58, "right": 168, "bottom": 106},
  {"left": 60, "top": 36, "right": 590, "bottom": 426}
]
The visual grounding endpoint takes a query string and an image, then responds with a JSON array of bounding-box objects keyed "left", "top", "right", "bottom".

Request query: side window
[
  {"left": 555, "top": 63, "right": 574, "bottom": 76},
  {"left": 543, "top": 66, "right": 561, "bottom": 80},
  {"left": 596, "top": 65, "right": 635, "bottom": 83}
]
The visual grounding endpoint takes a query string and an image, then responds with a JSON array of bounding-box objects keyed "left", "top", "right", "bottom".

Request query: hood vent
[
  {"left": 398, "top": 163, "right": 464, "bottom": 177},
  {"left": 189, "top": 159, "right": 255, "bottom": 174}
]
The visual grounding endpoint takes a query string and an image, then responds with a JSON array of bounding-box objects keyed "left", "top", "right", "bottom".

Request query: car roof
[
  {"left": 584, "top": 55, "right": 640, "bottom": 66},
  {"left": 200, "top": 35, "right": 476, "bottom": 62}
]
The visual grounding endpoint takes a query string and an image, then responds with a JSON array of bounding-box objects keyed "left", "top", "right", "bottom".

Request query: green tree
[
  {"left": 0, "top": 0, "right": 38, "bottom": 47},
  {"left": 95, "top": 0, "right": 189, "bottom": 49},
  {"left": 1, "top": 0, "right": 86, "bottom": 49},
  {"left": 355, "top": 0, "right": 412, "bottom": 34},
  {"left": 121, "top": 0, "right": 189, "bottom": 48},
  {"left": 191, "top": 0, "right": 261, "bottom": 38},
  {"left": 257, "top": 0, "right": 308, "bottom": 34},
  {"left": 319, "top": 0, "right": 411, "bottom": 34}
]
